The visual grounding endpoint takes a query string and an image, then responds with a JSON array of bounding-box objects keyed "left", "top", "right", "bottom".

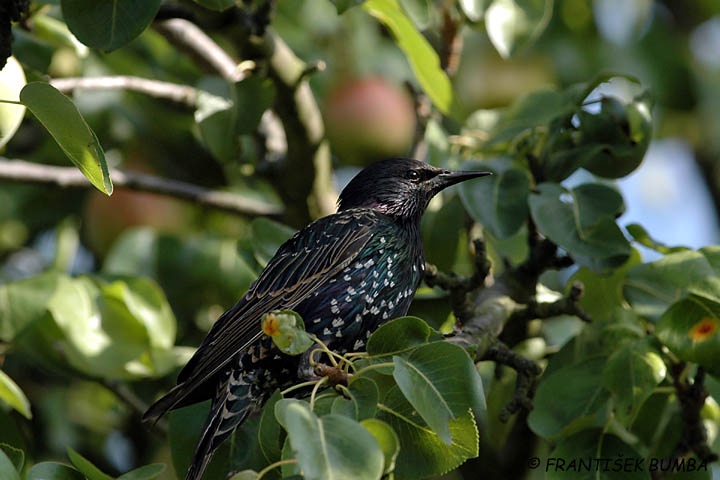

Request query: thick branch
[
  {"left": 153, "top": 18, "right": 249, "bottom": 82},
  {"left": 51, "top": 76, "right": 200, "bottom": 108},
  {"left": 0, "top": 158, "right": 282, "bottom": 217}
]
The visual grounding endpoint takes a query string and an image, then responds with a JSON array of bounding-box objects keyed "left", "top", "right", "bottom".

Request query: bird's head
[{"left": 337, "top": 158, "right": 490, "bottom": 220}]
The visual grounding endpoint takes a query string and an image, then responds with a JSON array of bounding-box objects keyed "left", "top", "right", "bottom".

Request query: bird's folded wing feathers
[{"left": 143, "top": 212, "right": 377, "bottom": 421}]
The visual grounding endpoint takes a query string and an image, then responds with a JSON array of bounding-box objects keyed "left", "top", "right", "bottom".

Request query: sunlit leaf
[
  {"left": 20, "top": 82, "right": 112, "bottom": 195},
  {"left": 360, "top": 418, "right": 400, "bottom": 475},
  {"left": 0, "top": 371, "right": 31, "bottom": 419},
  {"left": 117, "top": 463, "right": 166, "bottom": 480},
  {"left": 364, "top": 0, "right": 465, "bottom": 120},
  {"left": 624, "top": 247, "right": 720, "bottom": 320},
  {"left": 377, "top": 387, "right": 478, "bottom": 478},
  {"left": 485, "top": 0, "right": 553, "bottom": 58},
  {"left": 0, "top": 57, "right": 26, "bottom": 149},
  {"left": 275, "top": 399, "right": 384, "bottom": 480}
]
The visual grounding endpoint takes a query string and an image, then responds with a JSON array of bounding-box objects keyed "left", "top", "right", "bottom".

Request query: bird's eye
[{"left": 405, "top": 170, "right": 421, "bottom": 182}]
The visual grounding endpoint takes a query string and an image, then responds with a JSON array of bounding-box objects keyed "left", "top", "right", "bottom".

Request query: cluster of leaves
[
  {"left": 170, "top": 314, "right": 485, "bottom": 480},
  {"left": 0, "top": 444, "right": 164, "bottom": 480},
  {"left": 0, "top": 0, "right": 719, "bottom": 479}
]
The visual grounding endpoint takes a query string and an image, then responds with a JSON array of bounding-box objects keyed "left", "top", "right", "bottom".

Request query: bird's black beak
[{"left": 432, "top": 170, "right": 491, "bottom": 193}]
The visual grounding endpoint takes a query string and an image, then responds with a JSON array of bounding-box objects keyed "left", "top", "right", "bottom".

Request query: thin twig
[
  {"left": 0, "top": 158, "right": 283, "bottom": 217},
  {"left": 51, "top": 76, "right": 200, "bottom": 108}
]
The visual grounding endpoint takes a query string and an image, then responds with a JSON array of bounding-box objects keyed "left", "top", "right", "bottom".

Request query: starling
[{"left": 143, "top": 157, "right": 488, "bottom": 480}]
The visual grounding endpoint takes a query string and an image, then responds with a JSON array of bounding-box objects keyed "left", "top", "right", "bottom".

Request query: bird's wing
[{"left": 144, "top": 211, "right": 376, "bottom": 420}]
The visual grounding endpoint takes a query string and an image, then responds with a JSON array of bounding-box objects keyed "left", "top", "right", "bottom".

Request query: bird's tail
[{"left": 185, "top": 373, "right": 260, "bottom": 480}]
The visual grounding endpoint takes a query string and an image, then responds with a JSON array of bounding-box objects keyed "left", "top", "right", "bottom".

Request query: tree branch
[
  {"left": 153, "top": 18, "right": 250, "bottom": 82},
  {"left": 51, "top": 76, "right": 200, "bottom": 108},
  {"left": 0, "top": 158, "right": 283, "bottom": 217}
]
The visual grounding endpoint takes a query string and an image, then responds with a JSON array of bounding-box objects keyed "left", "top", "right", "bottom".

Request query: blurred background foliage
[{"left": 0, "top": 0, "right": 719, "bottom": 479}]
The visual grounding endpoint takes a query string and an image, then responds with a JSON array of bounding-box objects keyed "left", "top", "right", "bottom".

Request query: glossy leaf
[
  {"left": 331, "top": 377, "right": 380, "bottom": 420},
  {"left": 360, "top": 418, "right": 400, "bottom": 475},
  {"left": 392, "top": 341, "right": 486, "bottom": 443},
  {"left": 485, "top": 0, "right": 553, "bottom": 58},
  {"left": 366, "top": 316, "right": 443, "bottom": 356},
  {"left": 0, "top": 449, "right": 20, "bottom": 480},
  {"left": 459, "top": 162, "right": 529, "bottom": 238},
  {"left": 377, "top": 387, "right": 478, "bottom": 478},
  {"left": 601, "top": 340, "right": 666, "bottom": 422},
  {"left": 60, "top": 0, "right": 161, "bottom": 51},
  {"left": 363, "top": 0, "right": 465, "bottom": 120},
  {"left": 20, "top": 82, "right": 112, "bottom": 195},
  {"left": 656, "top": 293, "right": 720, "bottom": 376},
  {"left": 0, "top": 371, "right": 31, "bottom": 419},
  {"left": 528, "top": 357, "right": 610, "bottom": 437},
  {"left": 275, "top": 399, "right": 384, "bottom": 480},
  {"left": 0, "top": 57, "right": 26, "bottom": 149},
  {"left": 529, "top": 182, "right": 631, "bottom": 270},
  {"left": 624, "top": 247, "right": 720, "bottom": 320}
]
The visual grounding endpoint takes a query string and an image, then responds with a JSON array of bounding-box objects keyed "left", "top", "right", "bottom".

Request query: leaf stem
[{"left": 256, "top": 459, "right": 298, "bottom": 480}]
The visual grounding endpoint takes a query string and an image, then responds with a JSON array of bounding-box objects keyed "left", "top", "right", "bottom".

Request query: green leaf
[
  {"left": 392, "top": 341, "right": 485, "bottom": 444},
  {"left": 275, "top": 399, "right": 384, "bottom": 480},
  {"left": 0, "top": 370, "right": 31, "bottom": 419},
  {"left": 193, "top": 0, "right": 236, "bottom": 11},
  {"left": 360, "top": 419, "right": 400, "bottom": 475},
  {"left": 0, "top": 448, "right": 20, "bottom": 480},
  {"left": 258, "top": 391, "right": 284, "bottom": 464},
  {"left": 26, "top": 462, "right": 86, "bottom": 480},
  {"left": 363, "top": 0, "right": 465, "bottom": 120},
  {"left": 66, "top": 446, "right": 113, "bottom": 480},
  {"left": 0, "top": 444, "right": 23, "bottom": 474},
  {"left": 624, "top": 247, "right": 720, "bottom": 320},
  {"left": 234, "top": 75, "right": 275, "bottom": 135},
  {"left": 485, "top": 0, "right": 553, "bottom": 58},
  {"left": 332, "top": 377, "right": 379, "bottom": 421},
  {"left": 331, "top": 0, "right": 365, "bottom": 13},
  {"left": 528, "top": 357, "right": 610, "bottom": 437},
  {"left": 529, "top": 182, "right": 631, "bottom": 270},
  {"left": 261, "top": 310, "right": 314, "bottom": 356},
  {"left": 547, "top": 429, "right": 650, "bottom": 480},
  {"left": 366, "top": 316, "right": 443, "bottom": 356},
  {"left": 459, "top": 162, "right": 529, "bottom": 238},
  {"left": 117, "top": 464, "right": 166, "bottom": 480},
  {"left": 60, "top": 0, "right": 162, "bottom": 51},
  {"left": 601, "top": 340, "right": 666, "bottom": 423},
  {"left": 20, "top": 82, "right": 112, "bottom": 195},
  {"left": 0, "top": 271, "right": 60, "bottom": 341},
  {"left": 377, "top": 387, "right": 478, "bottom": 478},
  {"left": 459, "top": 0, "right": 488, "bottom": 22},
  {"left": 228, "top": 471, "right": 260, "bottom": 480},
  {"left": 399, "top": 0, "right": 430, "bottom": 29},
  {"left": 626, "top": 223, "right": 688, "bottom": 254},
  {"left": 656, "top": 293, "right": 720, "bottom": 376},
  {"left": 0, "top": 57, "right": 26, "bottom": 149}
]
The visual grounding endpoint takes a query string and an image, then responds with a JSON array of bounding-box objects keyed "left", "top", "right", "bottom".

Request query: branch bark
[
  {"left": 51, "top": 76, "right": 200, "bottom": 108},
  {"left": 0, "top": 158, "right": 282, "bottom": 217}
]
